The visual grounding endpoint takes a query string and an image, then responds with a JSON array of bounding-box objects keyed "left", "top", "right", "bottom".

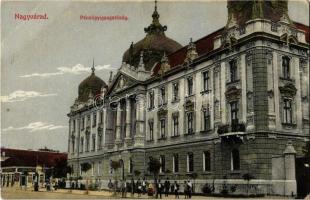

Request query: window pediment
[
  {"left": 225, "top": 86, "right": 241, "bottom": 101},
  {"left": 279, "top": 83, "right": 297, "bottom": 97}
]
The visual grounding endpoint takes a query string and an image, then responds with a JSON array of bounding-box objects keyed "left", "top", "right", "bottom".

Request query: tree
[
  {"left": 134, "top": 170, "right": 141, "bottom": 178},
  {"left": 147, "top": 157, "right": 161, "bottom": 198},
  {"left": 81, "top": 162, "right": 92, "bottom": 173},
  {"left": 302, "top": 140, "right": 310, "bottom": 163},
  {"left": 242, "top": 173, "right": 254, "bottom": 196},
  {"left": 110, "top": 160, "right": 121, "bottom": 196},
  {"left": 81, "top": 162, "right": 92, "bottom": 193},
  {"left": 52, "top": 157, "right": 72, "bottom": 178}
]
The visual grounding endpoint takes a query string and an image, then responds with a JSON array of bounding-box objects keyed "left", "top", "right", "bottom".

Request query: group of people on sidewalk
[{"left": 110, "top": 177, "right": 194, "bottom": 199}]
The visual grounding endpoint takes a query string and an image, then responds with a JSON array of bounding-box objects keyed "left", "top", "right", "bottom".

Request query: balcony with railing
[{"left": 217, "top": 121, "right": 246, "bottom": 143}]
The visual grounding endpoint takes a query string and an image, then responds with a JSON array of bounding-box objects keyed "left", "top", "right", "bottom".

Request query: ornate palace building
[{"left": 67, "top": 0, "right": 309, "bottom": 196}]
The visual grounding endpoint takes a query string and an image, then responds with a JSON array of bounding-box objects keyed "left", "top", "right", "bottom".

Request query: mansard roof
[
  {"left": 152, "top": 27, "right": 225, "bottom": 76},
  {"left": 152, "top": 21, "right": 309, "bottom": 77}
]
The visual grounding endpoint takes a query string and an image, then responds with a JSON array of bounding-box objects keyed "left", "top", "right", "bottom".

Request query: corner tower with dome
[{"left": 67, "top": 0, "right": 309, "bottom": 196}]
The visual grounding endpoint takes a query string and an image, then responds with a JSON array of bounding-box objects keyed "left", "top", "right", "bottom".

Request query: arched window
[
  {"left": 203, "top": 151, "right": 211, "bottom": 171},
  {"left": 231, "top": 149, "right": 240, "bottom": 171}
]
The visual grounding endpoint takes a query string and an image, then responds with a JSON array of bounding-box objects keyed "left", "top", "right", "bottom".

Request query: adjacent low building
[{"left": 0, "top": 148, "right": 67, "bottom": 188}]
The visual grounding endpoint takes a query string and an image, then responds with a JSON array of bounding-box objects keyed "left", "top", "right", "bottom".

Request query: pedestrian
[
  {"left": 164, "top": 177, "right": 170, "bottom": 197},
  {"left": 187, "top": 180, "right": 192, "bottom": 199},
  {"left": 184, "top": 181, "right": 188, "bottom": 199},
  {"left": 158, "top": 179, "right": 162, "bottom": 199},
  {"left": 174, "top": 181, "right": 179, "bottom": 199},
  {"left": 131, "top": 178, "right": 135, "bottom": 197},
  {"left": 121, "top": 179, "right": 127, "bottom": 198},
  {"left": 142, "top": 177, "right": 146, "bottom": 195},
  {"left": 108, "top": 179, "right": 113, "bottom": 190},
  {"left": 137, "top": 178, "right": 142, "bottom": 197}
]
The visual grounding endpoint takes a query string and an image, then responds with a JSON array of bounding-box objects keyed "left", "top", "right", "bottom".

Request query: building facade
[
  {"left": 0, "top": 148, "right": 67, "bottom": 188},
  {"left": 67, "top": 0, "right": 309, "bottom": 196}
]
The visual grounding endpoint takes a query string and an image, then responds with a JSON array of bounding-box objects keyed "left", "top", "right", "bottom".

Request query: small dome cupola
[{"left": 78, "top": 60, "right": 107, "bottom": 102}]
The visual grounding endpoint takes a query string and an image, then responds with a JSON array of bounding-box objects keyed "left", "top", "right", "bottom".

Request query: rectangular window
[
  {"left": 80, "top": 137, "right": 84, "bottom": 153},
  {"left": 203, "top": 151, "right": 211, "bottom": 171},
  {"left": 231, "top": 149, "right": 240, "bottom": 171},
  {"left": 129, "top": 158, "right": 133, "bottom": 174},
  {"left": 92, "top": 135, "right": 96, "bottom": 151},
  {"left": 187, "top": 153, "right": 194, "bottom": 172},
  {"left": 230, "top": 101, "right": 239, "bottom": 130},
  {"left": 149, "top": 121, "right": 154, "bottom": 141},
  {"left": 282, "top": 57, "right": 290, "bottom": 79},
  {"left": 87, "top": 115, "right": 91, "bottom": 127},
  {"left": 98, "top": 134, "right": 102, "bottom": 150},
  {"left": 187, "top": 112, "right": 194, "bottom": 134},
  {"left": 173, "top": 83, "right": 179, "bottom": 101},
  {"left": 81, "top": 117, "right": 85, "bottom": 130},
  {"left": 173, "top": 115, "right": 179, "bottom": 136},
  {"left": 160, "top": 155, "right": 165, "bottom": 173},
  {"left": 173, "top": 154, "right": 179, "bottom": 173},
  {"left": 86, "top": 136, "right": 90, "bottom": 152},
  {"left": 72, "top": 139, "right": 75, "bottom": 153},
  {"left": 283, "top": 99, "right": 293, "bottom": 124},
  {"left": 229, "top": 59, "right": 237, "bottom": 82},
  {"left": 93, "top": 113, "right": 97, "bottom": 127},
  {"left": 149, "top": 91, "right": 154, "bottom": 109},
  {"left": 160, "top": 119, "right": 166, "bottom": 139},
  {"left": 160, "top": 87, "right": 166, "bottom": 105},
  {"left": 203, "top": 107, "right": 210, "bottom": 131},
  {"left": 100, "top": 111, "right": 103, "bottom": 124},
  {"left": 72, "top": 120, "right": 76, "bottom": 132},
  {"left": 187, "top": 77, "right": 193, "bottom": 96},
  {"left": 203, "top": 71, "right": 210, "bottom": 91}
]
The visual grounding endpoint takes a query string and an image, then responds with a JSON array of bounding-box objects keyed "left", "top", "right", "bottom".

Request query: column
[
  {"left": 125, "top": 98, "right": 132, "bottom": 142},
  {"left": 134, "top": 94, "right": 145, "bottom": 147},
  {"left": 115, "top": 102, "right": 122, "bottom": 144}
]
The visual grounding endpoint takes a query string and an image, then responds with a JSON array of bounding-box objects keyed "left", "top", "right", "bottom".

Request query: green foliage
[
  {"left": 242, "top": 173, "right": 254, "bottom": 181},
  {"left": 81, "top": 162, "right": 92, "bottom": 172},
  {"left": 188, "top": 172, "right": 198, "bottom": 179},
  {"left": 110, "top": 160, "right": 121, "bottom": 170},
  {"left": 147, "top": 157, "right": 161, "bottom": 178},
  {"left": 133, "top": 170, "right": 141, "bottom": 177},
  {"left": 52, "top": 157, "right": 72, "bottom": 178},
  {"left": 202, "top": 183, "right": 213, "bottom": 194},
  {"left": 302, "top": 140, "right": 310, "bottom": 160}
]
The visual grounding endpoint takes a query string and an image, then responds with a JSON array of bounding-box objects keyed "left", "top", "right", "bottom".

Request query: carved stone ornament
[
  {"left": 158, "top": 52, "right": 170, "bottom": 75},
  {"left": 184, "top": 38, "right": 198, "bottom": 64},
  {"left": 246, "top": 91, "right": 253, "bottom": 99},
  {"left": 184, "top": 99, "right": 195, "bottom": 111},
  {"left": 157, "top": 107, "right": 168, "bottom": 117},
  {"left": 267, "top": 90, "right": 274, "bottom": 98},
  {"left": 119, "top": 75, "right": 125, "bottom": 88},
  {"left": 279, "top": 83, "right": 297, "bottom": 98},
  {"left": 225, "top": 86, "right": 241, "bottom": 101}
]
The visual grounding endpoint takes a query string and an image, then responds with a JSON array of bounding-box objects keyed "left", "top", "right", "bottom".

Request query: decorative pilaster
[
  {"left": 134, "top": 94, "right": 145, "bottom": 147},
  {"left": 283, "top": 141, "right": 297, "bottom": 196},
  {"left": 125, "top": 98, "right": 132, "bottom": 146},
  {"left": 115, "top": 102, "right": 122, "bottom": 146}
]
